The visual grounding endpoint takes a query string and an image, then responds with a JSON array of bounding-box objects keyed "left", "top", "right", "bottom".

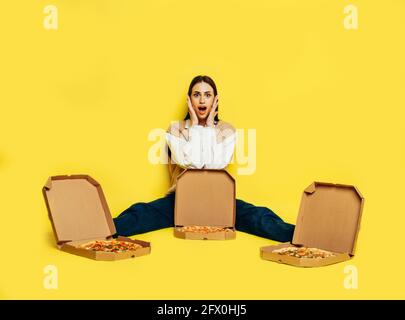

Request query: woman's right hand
[{"left": 187, "top": 96, "right": 199, "bottom": 126}]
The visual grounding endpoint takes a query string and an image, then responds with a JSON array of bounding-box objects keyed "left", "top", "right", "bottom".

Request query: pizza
[
  {"left": 80, "top": 240, "right": 142, "bottom": 253},
  {"left": 176, "top": 226, "right": 233, "bottom": 233},
  {"left": 272, "top": 246, "right": 335, "bottom": 259}
]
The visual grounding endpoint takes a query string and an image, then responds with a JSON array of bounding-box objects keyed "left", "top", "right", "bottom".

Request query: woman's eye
[
  {"left": 206, "top": 94, "right": 211, "bottom": 97},
  {"left": 193, "top": 93, "right": 199, "bottom": 97}
]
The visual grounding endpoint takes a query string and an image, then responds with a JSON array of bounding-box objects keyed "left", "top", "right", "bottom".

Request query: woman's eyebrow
[{"left": 193, "top": 91, "right": 212, "bottom": 94}]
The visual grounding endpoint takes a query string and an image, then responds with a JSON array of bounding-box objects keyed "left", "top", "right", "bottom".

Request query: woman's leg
[
  {"left": 113, "top": 192, "right": 175, "bottom": 237},
  {"left": 235, "top": 198, "right": 295, "bottom": 242}
]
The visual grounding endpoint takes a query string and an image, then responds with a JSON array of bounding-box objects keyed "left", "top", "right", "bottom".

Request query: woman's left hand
[{"left": 206, "top": 95, "right": 218, "bottom": 127}]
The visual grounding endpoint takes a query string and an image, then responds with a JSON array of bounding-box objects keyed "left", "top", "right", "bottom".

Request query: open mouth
[{"left": 198, "top": 106, "right": 207, "bottom": 112}]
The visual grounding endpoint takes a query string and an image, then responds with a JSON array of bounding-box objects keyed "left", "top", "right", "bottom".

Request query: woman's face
[{"left": 189, "top": 81, "right": 215, "bottom": 120}]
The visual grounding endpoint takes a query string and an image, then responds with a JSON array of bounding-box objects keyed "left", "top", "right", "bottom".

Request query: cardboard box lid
[
  {"left": 43, "top": 175, "right": 116, "bottom": 244},
  {"left": 292, "top": 182, "right": 364, "bottom": 255},
  {"left": 175, "top": 169, "right": 236, "bottom": 227}
]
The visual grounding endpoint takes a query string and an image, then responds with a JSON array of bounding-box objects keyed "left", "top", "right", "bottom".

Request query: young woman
[{"left": 113, "top": 75, "right": 294, "bottom": 242}]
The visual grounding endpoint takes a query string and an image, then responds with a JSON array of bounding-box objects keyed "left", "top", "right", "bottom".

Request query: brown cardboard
[
  {"left": 260, "top": 243, "right": 351, "bottom": 268},
  {"left": 174, "top": 169, "right": 236, "bottom": 240},
  {"left": 260, "top": 182, "right": 364, "bottom": 267},
  {"left": 43, "top": 175, "right": 151, "bottom": 261},
  {"left": 60, "top": 237, "right": 151, "bottom": 261},
  {"left": 173, "top": 228, "right": 235, "bottom": 240}
]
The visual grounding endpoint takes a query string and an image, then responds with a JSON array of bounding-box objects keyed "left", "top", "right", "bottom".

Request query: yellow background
[{"left": 1, "top": 0, "right": 404, "bottom": 299}]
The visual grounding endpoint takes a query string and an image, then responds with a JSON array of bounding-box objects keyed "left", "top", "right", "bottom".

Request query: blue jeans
[{"left": 113, "top": 192, "right": 294, "bottom": 242}]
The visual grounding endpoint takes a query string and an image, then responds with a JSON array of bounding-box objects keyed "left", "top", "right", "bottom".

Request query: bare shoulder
[
  {"left": 166, "top": 120, "right": 187, "bottom": 137},
  {"left": 217, "top": 120, "right": 236, "bottom": 134},
  {"left": 216, "top": 120, "right": 236, "bottom": 142}
]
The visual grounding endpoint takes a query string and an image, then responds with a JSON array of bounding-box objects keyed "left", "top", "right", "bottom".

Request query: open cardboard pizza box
[
  {"left": 260, "top": 182, "right": 364, "bottom": 267},
  {"left": 174, "top": 169, "right": 236, "bottom": 240},
  {"left": 43, "top": 175, "right": 151, "bottom": 261}
]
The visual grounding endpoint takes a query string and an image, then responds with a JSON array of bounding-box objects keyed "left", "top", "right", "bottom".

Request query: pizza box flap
[
  {"left": 292, "top": 182, "right": 364, "bottom": 255},
  {"left": 43, "top": 175, "right": 116, "bottom": 244},
  {"left": 175, "top": 169, "right": 236, "bottom": 227}
]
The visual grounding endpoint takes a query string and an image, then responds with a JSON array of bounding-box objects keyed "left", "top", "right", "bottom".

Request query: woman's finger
[
  {"left": 212, "top": 97, "right": 217, "bottom": 109},
  {"left": 212, "top": 101, "right": 218, "bottom": 114},
  {"left": 187, "top": 97, "right": 195, "bottom": 114},
  {"left": 187, "top": 97, "right": 198, "bottom": 123},
  {"left": 209, "top": 105, "right": 215, "bottom": 117}
]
